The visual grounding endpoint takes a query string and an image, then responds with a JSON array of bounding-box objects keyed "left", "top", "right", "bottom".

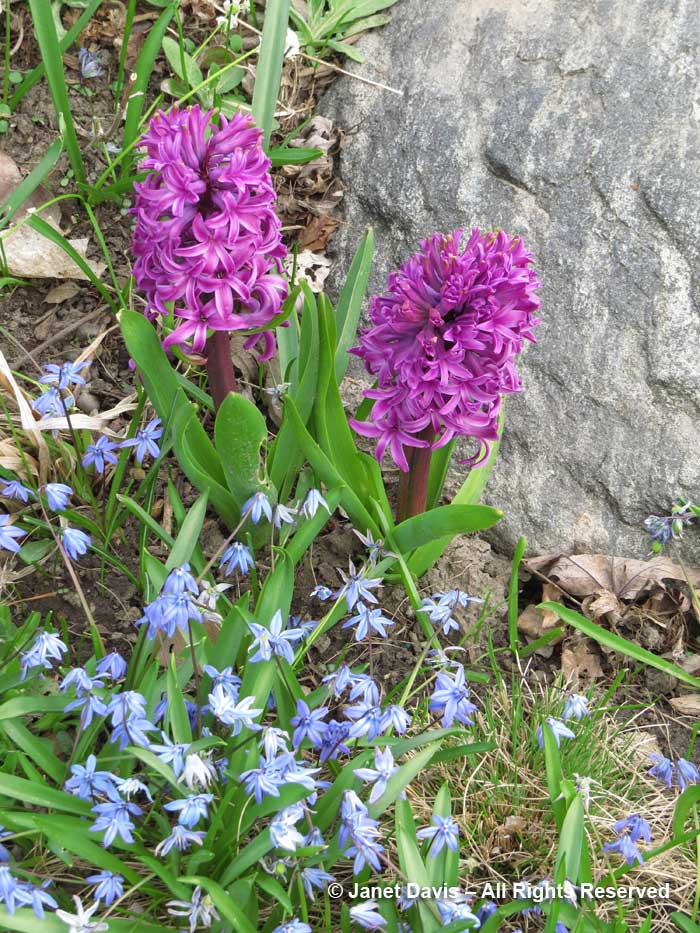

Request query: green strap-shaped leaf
[
  {"left": 334, "top": 227, "right": 374, "bottom": 382},
  {"left": 214, "top": 393, "right": 271, "bottom": 505},
  {"left": 542, "top": 601, "right": 700, "bottom": 690},
  {"left": 251, "top": 0, "right": 292, "bottom": 147},
  {"left": 393, "top": 503, "right": 502, "bottom": 555}
]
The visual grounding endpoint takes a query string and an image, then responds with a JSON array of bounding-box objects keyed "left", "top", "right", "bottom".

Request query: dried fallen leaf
[
  {"left": 668, "top": 695, "right": 700, "bottom": 715},
  {"left": 524, "top": 553, "right": 699, "bottom": 600},
  {"left": 298, "top": 213, "right": 339, "bottom": 251},
  {"left": 44, "top": 282, "right": 81, "bottom": 304},
  {"left": 561, "top": 639, "right": 604, "bottom": 687}
]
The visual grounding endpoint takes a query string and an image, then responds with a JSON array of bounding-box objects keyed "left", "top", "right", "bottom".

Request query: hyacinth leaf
[
  {"left": 180, "top": 876, "right": 257, "bottom": 933},
  {"left": 393, "top": 503, "right": 502, "bottom": 556},
  {"left": 315, "top": 293, "right": 371, "bottom": 499},
  {"left": 122, "top": 4, "right": 176, "bottom": 164},
  {"left": 283, "top": 396, "right": 381, "bottom": 537},
  {"left": 118, "top": 309, "right": 184, "bottom": 421},
  {"left": 27, "top": 0, "right": 85, "bottom": 186},
  {"left": 334, "top": 226, "right": 374, "bottom": 383},
  {"left": 541, "top": 602, "right": 700, "bottom": 690},
  {"left": 251, "top": 0, "right": 293, "bottom": 147},
  {"left": 410, "top": 406, "right": 505, "bottom": 576},
  {"left": 24, "top": 215, "right": 114, "bottom": 309},
  {"left": 171, "top": 404, "right": 240, "bottom": 528},
  {"left": 214, "top": 393, "right": 272, "bottom": 508}
]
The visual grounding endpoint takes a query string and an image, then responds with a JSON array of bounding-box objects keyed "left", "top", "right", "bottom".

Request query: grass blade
[{"left": 508, "top": 535, "right": 527, "bottom": 654}]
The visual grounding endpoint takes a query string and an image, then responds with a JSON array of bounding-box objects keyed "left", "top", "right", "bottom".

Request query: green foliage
[{"left": 290, "top": 0, "right": 399, "bottom": 62}]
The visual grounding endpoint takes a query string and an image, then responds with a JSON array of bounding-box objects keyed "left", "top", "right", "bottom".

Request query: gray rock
[{"left": 321, "top": 0, "right": 700, "bottom": 557}]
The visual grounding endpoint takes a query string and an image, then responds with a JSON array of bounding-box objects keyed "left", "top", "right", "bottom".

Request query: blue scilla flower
[
  {"left": 44, "top": 482, "right": 72, "bottom": 512},
  {"left": 0, "top": 515, "right": 25, "bottom": 553},
  {"left": 311, "top": 584, "right": 335, "bottom": 601},
  {"left": 32, "top": 387, "right": 71, "bottom": 417},
  {"left": 138, "top": 592, "right": 202, "bottom": 640},
  {"left": 248, "top": 610, "right": 303, "bottom": 664},
  {"left": 613, "top": 814, "right": 651, "bottom": 843},
  {"left": 301, "top": 866, "right": 335, "bottom": 900},
  {"left": 78, "top": 47, "right": 103, "bottom": 78},
  {"left": 337, "top": 559, "right": 382, "bottom": 611},
  {"left": 61, "top": 526, "right": 91, "bottom": 560},
  {"left": 40, "top": 360, "right": 89, "bottom": 389},
  {"left": 90, "top": 799, "right": 142, "bottom": 847},
  {"left": 563, "top": 693, "right": 590, "bottom": 720},
  {"left": 537, "top": 717, "right": 576, "bottom": 749},
  {"left": 270, "top": 802, "right": 305, "bottom": 852},
  {"left": 602, "top": 834, "right": 644, "bottom": 866},
  {"left": 20, "top": 630, "right": 67, "bottom": 680},
  {"left": 82, "top": 435, "right": 118, "bottom": 473},
  {"left": 242, "top": 491, "right": 273, "bottom": 524},
  {"left": 273, "top": 920, "right": 312, "bottom": 933},
  {"left": 95, "top": 651, "right": 127, "bottom": 681},
  {"left": 164, "top": 793, "right": 214, "bottom": 828},
  {"left": 64, "top": 754, "right": 119, "bottom": 801},
  {"left": 0, "top": 865, "right": 24, "bottom": 915},
  {"left": 0, "top": 479, "right": 33, "bottom": 503},
  {"left": 350, "top": 901, "right": 386, "bottom": 930},
  {"left": 208, "top": 686, "right": 262, "bottom": 735},
  {"left": 301, "top": 488, "right": 329, "bottom": 520},
  {"left": 429, "top": 664, "right": 477, "bottom": 728},
  {"left": 220, "top": 540, "right": 254, "bottom": 575},
  {"left": 162, "top": 562, "right": 199, "bottom": 597},
  {"left": 86, "top": 870, "right": 124, "bottom": 907},
  {"left": 354, "top": 746, "right": 398, "bottom": 804},
  {"left": 119, "top": 417, "right": 162, "bottom": 464},
  {"left": 148, "top": 733, "right": 189, "bottom": 778},
  {"left": 676, "top": 758, "right": 700, "bottom": 789},
  {"left": 167, "top": 886, "right": 220, "bottom": 930},
  {"left": 290, "top": 699, "right": 328, "bottom": 749},
  {"left": 16, "top": 879, "right": 57, "bottom": 920},
  {"left": 416, "top": 814, "right": 460, "bottom": 857},
  {"left": 342, "top": 602, "right": 394, "bottom": 641},
  {"left": 649, "top": 753, "right": 674, "bottom": 788},
  {"left": 155, "top": 824, "right": 206, "bottom": 856}
]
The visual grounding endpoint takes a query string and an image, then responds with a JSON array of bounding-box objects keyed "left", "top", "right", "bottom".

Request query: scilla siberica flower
[
  {"left": 350, "top": 229, "right": 541, "bottom": 470},
  {"left": 132, "top": 105, "right": 287, "bottom": 358}
]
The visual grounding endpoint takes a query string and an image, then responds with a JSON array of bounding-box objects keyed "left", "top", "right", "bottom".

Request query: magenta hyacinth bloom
[
  {"left": 131, "top": 105, "right": 288, "bottom": 359},
  {"left": 349, "top": 229, "right": 541, "bottom": 471}
]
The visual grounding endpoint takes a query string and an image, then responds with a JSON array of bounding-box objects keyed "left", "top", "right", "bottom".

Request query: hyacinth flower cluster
[
  {"left": 350, "top": 228, "right": 541, "bottom": 519},
  {"left": 131, "top": 104, "right": 288, "bottom": 407}
]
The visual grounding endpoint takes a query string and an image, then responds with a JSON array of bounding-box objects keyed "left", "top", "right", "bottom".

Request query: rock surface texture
[{"left": 322, "top": 0, "right": 700, "bottom": 556}]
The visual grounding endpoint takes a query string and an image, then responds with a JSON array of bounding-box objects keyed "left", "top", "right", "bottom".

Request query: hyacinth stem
[
  {"left": 205, "top": 331, "right": 238, "bottom": 409},
  {"left": 395, "top": 428, "right": 434, "bottom": 523}
]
